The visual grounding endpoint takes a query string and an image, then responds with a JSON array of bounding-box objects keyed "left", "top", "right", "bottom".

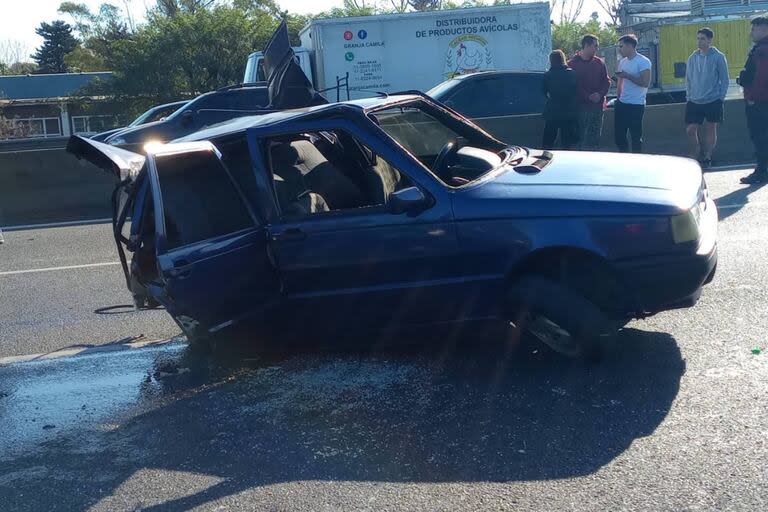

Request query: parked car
[
  {"left": 91, "top": 101, "right": 189, "bottom": 142},
  {"left": 104, "top": 84, "right": 270, "bottom": 152},
  {"left": 68, "top": 92, "right": 717, "bottom": 358},
  {"left": 428, "top": 71, "right": 546, "bottom": 118}
]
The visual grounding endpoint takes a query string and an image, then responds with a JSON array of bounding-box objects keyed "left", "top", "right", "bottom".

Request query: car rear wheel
[{"left": 506, "top": 276, "right": 615, "bottom": 360}]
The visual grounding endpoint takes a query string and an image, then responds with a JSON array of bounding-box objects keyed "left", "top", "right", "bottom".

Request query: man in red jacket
[
  {"left": 568, "top": 34, "right": 611, "bottom": 151},
  {"left": 739, "top": 17, "right": 768, "bottom": 184}
]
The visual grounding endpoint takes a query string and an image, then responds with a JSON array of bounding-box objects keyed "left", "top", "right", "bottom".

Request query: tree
[
  {"left": 0, "top": 40, "right": 31, "bottom": 67},
  {"left": 33, "top": 20, "right": 78, "bottom": 73},
  {"left": 551, "top": 16, "right": 618, "bottom": 57},
  {"left": 595, "top": 0, "right": 622, "bottom": 27},
  {"left": 64, "top": 47, "right": 107, "bottom": 71},
  {"left": 317, "top": 0, "right": 380, "bottom": 18},
  {"left": 154, "top": 0, "right": 219, "bottom": 17},
  {"left": 58, "top": 3, "right": 133, "bottom": 71},
  {"left": 409, "top": 0, "right": 442, "bottom": 10},
  {"left": 8, "top": 62, "right": 40, "bottom": 75},
  {"left": 78, "top": 3, "right": 287, "bottom": 116}
]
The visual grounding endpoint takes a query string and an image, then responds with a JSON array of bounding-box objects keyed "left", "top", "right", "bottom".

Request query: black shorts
[{"left": 685, "top": 100, "right": 724, "bottom": 125}]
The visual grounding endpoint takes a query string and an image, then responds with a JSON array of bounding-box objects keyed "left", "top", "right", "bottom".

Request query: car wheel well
[{"left": 506, "top": 247, "right": 629, "bottom": 316}]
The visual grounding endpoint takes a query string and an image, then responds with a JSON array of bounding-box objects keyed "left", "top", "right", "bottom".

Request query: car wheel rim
[{"left": 527, "top": 315, "right": 581, "bottom": 357}]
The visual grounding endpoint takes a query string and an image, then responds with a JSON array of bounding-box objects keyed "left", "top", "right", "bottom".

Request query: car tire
[{"left": 506, "top": 276, "right": 615, "bottom": 360}]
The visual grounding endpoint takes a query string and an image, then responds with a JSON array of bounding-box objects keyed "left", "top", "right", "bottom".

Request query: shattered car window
[
  {"left": 371, "top": 106, "right": 461, "bottom": 158},
  {"left": 369, "top": 102, "right": 511, "bottom": 187}
]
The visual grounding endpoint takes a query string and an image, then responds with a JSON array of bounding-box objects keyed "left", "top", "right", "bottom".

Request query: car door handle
[
  {"left": 271, "top": 228, "right": 307, "bottom": 242},
  {"left": 166, "top": 259, "right": 192, "bottom": 279}
]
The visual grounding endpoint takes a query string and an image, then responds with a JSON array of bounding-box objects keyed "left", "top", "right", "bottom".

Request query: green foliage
[
  {"left": 551, "top": 18, "right": 618, "bottom": 59},
  {"left": 77, "top": 3, "right": 291, "bottom": 116},
  {"left": 64, "top": 46, "right": 107, "bottom": 72},
  {"left": 7, "top": 62, "right": 40, "bottom": 75},
  {"left": 33, "top": 20, "right": 78, "bottom": 73}
]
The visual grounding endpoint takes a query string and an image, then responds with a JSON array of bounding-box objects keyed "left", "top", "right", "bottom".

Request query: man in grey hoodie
[{"left": 685, "top": 27, "right": 730, "bottom": 168}]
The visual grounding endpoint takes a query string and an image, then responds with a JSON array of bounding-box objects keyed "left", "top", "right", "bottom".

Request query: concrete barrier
[
  {"left": 475, "top": 98, "right": 754, "bottom": 165},
  {"left": 0, "top": 98, "right": 757, "bottom": 226},
  {"left": 0, "top": 138, "right": 116, "bottom": 226}
]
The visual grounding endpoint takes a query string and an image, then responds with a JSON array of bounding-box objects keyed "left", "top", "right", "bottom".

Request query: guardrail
[{"left": 475, "top": 98, "right": 754, "bottom": 165}]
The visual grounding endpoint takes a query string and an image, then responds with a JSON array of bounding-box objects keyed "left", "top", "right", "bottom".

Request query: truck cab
[{"left": 244, "top": 47, "right": 314, "bottom": 85}]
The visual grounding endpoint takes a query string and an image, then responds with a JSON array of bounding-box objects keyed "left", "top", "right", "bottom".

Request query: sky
[{"left": 0, "top": 0, "right": 606, "bottom": 63}]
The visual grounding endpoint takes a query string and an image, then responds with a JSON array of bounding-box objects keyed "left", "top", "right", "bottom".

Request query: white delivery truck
[{"left": 244, "top": 3, "right": 552, "bottom": 99}]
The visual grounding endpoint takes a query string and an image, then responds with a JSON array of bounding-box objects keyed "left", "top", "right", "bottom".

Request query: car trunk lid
[{"left": 66, "top": 135, "right": 145, "bottom": 182}]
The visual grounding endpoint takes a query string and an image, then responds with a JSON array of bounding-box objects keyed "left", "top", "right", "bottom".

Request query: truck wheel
[{"left": 506, "top": 276, "right": 615, "bottom": 360}]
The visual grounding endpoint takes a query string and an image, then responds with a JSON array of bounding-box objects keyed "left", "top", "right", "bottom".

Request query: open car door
[
  {"left": 263, "top": 20, "right": 328, "bottom": 109},
  {"left": 144, "top": 141, "right": 279, "bottom": 338},
  {"left": 67, "top": 135, "right": 152, "bottom": 304},
  {"left": 68, "top": 135, "right": 279, "bottom": 339}
]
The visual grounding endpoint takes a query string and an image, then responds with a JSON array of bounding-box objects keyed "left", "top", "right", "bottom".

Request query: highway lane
[
  {"left": 0, "top": 222, "right": 179, "bottom": 358},
  {"left": 0, "top": 168, "right": 767, "bottom": 511}
]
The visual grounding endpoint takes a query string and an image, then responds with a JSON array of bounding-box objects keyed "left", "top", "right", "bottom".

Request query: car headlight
[{"left": 671, "top": 201, "right": 702, "bottom": 244}]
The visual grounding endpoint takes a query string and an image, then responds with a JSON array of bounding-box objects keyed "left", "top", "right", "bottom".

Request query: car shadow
[
  {"left": 715, "top": 182, "right": 767, "bottom": 221},
  {"left": 2, "top": 327, "right": 684, "bottom": 511}
]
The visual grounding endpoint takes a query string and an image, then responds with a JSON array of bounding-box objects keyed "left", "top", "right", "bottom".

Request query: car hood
[{"left": 453, "top": 151, "right": 703, "bottom": 219}]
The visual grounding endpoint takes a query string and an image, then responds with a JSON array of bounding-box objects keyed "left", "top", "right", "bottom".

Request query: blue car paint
[{"left": 69, "top": 94, "right": 717, "bottom": 337}]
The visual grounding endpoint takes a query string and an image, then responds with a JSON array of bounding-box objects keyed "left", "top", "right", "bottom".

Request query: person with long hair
[{"left": 542, "top": 49, "right": 580, "bottom": 149}]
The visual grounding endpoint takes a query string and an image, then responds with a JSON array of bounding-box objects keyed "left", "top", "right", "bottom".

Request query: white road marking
[
  {"left": 1, "top": 218, "right": 112, "bottom": 231},
  {"left": 0, "top": 261, "right": 120, "bottom": 277},
  {"left": 0, "top": 146, "right": 66, "bottom": 155}
]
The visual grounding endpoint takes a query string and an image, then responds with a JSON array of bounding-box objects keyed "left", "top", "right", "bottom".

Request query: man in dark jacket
[
  {"left": 542, "top": 49, "right": 580, "bottom": 149},
  {"left": 739, "top": 17, "right": 768, "bottom": 184},
  {"left": 568, "top": 34, "right": 611, "bottom": 150}
]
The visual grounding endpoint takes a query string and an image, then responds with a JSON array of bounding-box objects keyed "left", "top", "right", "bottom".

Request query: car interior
[{"left": 265, "top": 130, "right": 411, "bottom": 218}]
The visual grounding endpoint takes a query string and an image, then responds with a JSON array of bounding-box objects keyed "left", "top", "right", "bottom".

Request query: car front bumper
[{"left": 616, "top": 243, "right": 718, "bottom": 316}]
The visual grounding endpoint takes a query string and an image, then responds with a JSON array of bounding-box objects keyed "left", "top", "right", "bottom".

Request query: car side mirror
[
  {"left": 180, "top": 110, "right": 195, "bottom": 126},
  {"left": 388, "top": 187, "right": 428, "bottom": 215}
]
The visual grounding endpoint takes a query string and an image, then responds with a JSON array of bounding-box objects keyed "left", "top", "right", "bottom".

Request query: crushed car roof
[{"left": 173, "top": 95, "right": 420, "bottom": 142}]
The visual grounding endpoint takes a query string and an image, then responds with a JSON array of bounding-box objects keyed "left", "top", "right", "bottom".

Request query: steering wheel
[{"left": 432, "top": 141, "right": 459, "bottom": 178}]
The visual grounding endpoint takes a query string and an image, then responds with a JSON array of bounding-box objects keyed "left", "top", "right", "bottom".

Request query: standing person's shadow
[
  {"left": 715, "top": 182, "right": 767, "bottom": 221},
  {"left": 0, "top": 327, "right": 684, "bottom": 511}
]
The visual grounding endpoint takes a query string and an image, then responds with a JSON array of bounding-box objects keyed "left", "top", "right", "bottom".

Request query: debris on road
[
  {"left": 42, "top": 425, "right": 56, "bottom": 430},
  {"left": 751, "top": 348, "right": 762, "bottom": 355}
]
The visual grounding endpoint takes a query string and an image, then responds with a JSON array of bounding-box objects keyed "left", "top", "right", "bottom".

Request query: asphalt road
[
  {"left": 0, "top": 222, "right": 180, "bottom": 358},
  {"left": 1, "top": 167, "right": 767, "bottom": 511}
]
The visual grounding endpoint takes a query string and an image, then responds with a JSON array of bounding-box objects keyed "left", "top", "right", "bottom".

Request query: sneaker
[{"left": 740, "top": 169, "right": 768, "bottom": 184}]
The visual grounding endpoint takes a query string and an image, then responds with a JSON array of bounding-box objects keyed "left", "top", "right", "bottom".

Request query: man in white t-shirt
[{"left": 615, "top": 34, "right": 652, "bottom": 153}]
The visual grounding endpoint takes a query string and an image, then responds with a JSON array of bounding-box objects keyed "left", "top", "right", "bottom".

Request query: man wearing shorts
[{"left": 685, "top": 27, "right": 730, "bottom": 168}]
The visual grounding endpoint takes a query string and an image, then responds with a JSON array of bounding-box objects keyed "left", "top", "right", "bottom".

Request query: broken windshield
[{"left": 368, "top": 101, "right": 511, "bottom": 187}]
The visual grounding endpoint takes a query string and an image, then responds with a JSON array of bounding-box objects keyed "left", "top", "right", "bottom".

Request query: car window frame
[
  {"left": 147, "top": 141, "right": 260, "bottom": 255},
  {"left": 248, "top": 116, "right": 447, "bottom": 223},
  {"left": 262, "top": 127, "right": 420, "bottom": 222},
  {"left": 442, "top": 76, "right": 506, "bottom": 118}
]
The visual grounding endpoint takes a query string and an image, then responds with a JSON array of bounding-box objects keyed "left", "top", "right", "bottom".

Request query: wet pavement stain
[{"left": 0, "top": 342, "right": 188, "bottom": 458}]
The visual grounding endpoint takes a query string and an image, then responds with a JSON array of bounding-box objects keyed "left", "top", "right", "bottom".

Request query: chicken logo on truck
[{"left": 445, "top": 35, "right": 493, "bottom": 78}]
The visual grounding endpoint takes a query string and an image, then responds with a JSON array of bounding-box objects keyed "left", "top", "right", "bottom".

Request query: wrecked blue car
[{"left": 67, "top": 92, "right": 717, "bottom": 358}]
